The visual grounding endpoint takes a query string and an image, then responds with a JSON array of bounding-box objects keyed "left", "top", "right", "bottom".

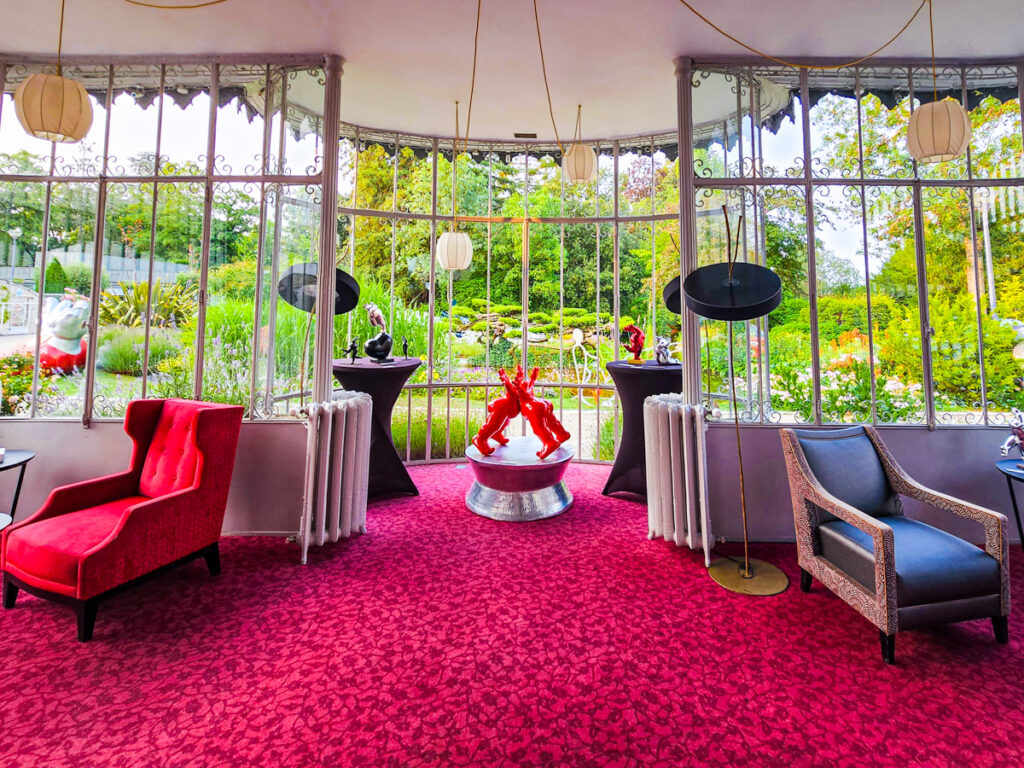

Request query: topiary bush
[{"left": 44, "top": 259, "right": 68, "bottom": 293}]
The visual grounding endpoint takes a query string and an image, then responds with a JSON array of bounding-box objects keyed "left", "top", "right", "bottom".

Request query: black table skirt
[
  {"left": 332, "top": 358, "right": 421, "bottom": 501},
  {"left": 602, "top": 361, "right": 683, "bottom": 498}
]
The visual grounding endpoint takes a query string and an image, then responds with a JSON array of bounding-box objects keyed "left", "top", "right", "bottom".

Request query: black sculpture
[
  {"left": 363, "top": 303, "right": 394, "bottom": 364},
  {"left": 344, "top": 338, "right": 359, "bottom": 364},
  {"left": 402, "top": 336, "right": 409, "bottom": 358}
]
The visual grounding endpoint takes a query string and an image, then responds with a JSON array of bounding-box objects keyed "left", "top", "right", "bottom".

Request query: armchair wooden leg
[
  {"left": 2, "top": 576, "right": 18, "bottom": 609},
  {"left": 203, "top": 543, "right": 221, "bottom": 577},
  {"left": 799, "top": 568, "right": 812, "bottom": 593},
  {"left": 75, "top": 599, "right": 99, "bottom": 643},
  {"left": 993, "top": 616, "right": 1009, "bottom": 644},
  {"left": 879, "top": 631, "right": 896, "bottom": 665}
]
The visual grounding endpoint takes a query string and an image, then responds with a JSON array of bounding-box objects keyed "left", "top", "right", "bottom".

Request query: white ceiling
[{"left": 1, "top": 0, "right": 1021, "bottom": 139}]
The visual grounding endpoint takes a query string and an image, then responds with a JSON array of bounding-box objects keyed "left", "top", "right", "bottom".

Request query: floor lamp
[{"left": 664, "top": 212, "right": 788, "bottom": 596}]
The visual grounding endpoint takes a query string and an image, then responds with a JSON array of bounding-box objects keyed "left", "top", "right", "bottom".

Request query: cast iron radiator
[
  {"left": 296, "top": 390, "right": 372, "bottom": 564},
  {"left": 643, "top": 394, "right": 712, "bottom": 566}
]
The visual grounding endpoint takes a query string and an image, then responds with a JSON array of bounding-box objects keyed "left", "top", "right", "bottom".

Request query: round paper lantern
[
  {"left": 907, "top": 99, "right": 971, "bottom": 164},
  {"left": 14, "top": 73, "right": 93, "bottom": 144},
  {"left": 437, "top": 232, "right": 473, "bottom": 270},
  {"left": 561, "top": 143, "right": 597, "bottom": 183}
]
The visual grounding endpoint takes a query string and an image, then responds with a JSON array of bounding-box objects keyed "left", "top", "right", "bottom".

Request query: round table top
[
  {"left": 332, "top": 357, "right": 421, "bottom": 373},
  {"left": 605, "top": 360, "right": 682, "bottom": 375},
  {"left": 0, "top": 449, "right": 34, "bottom": 470},
  {"left": 996, "top": 457, "right": 1024, "bottom": 480}
]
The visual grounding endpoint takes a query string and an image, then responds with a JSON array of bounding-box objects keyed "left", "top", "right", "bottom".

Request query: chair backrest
[
  {"left": 134, "top": 399, "right": 242, "bottom": 500},
  {"left": 791, "top": 426, "right": 900, "bottom": 518}
]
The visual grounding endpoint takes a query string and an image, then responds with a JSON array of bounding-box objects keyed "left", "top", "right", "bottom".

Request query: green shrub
[
  {"left": 208, "top": 259, "right": 258, "bottom": 301},
  {"left": 450, "top": 304, "right": 475, "bottom": 317},
  {"left": 99, "top": 280, "right": 199, "bottom": 328},
  {"left": 390, "top": 412, "right": 484, "bottom": 460},
  {"left": 528, "top": 311, "right": 551, "bottom": 324},
  {"left": 470, "top": 298, "right": 488, "bottom": 309},
  {"left": 64, "top": 263, "right": 108, "bottom": 294},
  {"left": 96, "top": 328, "right": 180, "bottom": 375},
  {"left": 0, "top": 352, "right": 56, "bottom": 416},
  {"left": 44, "top": 260, "right": 68, "bottom": 293}
]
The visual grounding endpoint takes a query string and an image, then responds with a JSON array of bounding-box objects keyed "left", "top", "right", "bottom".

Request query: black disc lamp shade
[
  {"left": 278, "top": 263, "right": 360, "bottom": 315},
  {"left": 664, "top": 262, "right": 782, "bottom": 321}
]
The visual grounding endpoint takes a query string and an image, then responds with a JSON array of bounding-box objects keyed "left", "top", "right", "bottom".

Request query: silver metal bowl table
[{"left": 464, "top": 435, "right": 574, "bottom": 521}]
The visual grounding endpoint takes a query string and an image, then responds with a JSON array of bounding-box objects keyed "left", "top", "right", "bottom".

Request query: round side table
[
  {"left": 0, "top": 450, "right": 35, "bottom": 531},
  {"left": 996, "top": 458, "right": 1024, "bottom": 549}
]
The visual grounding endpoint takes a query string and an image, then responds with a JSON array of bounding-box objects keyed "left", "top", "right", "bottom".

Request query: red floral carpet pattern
[{"left": 0, "top": 463, "right": 1022, "bottom": 767}]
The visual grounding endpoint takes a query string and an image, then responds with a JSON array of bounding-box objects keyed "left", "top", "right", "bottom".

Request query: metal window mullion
[
  {"left": 909, "top": 68, "right": 937, "bottom": 429},
  {"left": 612, "top": 140, "right": 621, "bottom": 451},
  {"left": 263, "top": 69, "right": 289, "bottom": 411},
  {"left": 446, "top": 140, "right": 455, "bottom": 459},
  {"left": 389, "top": 133, "right": 398, "bottom": 330},
  {"left": 140, "top": 64, "right": 166, "bottom": 401},
  {"left": 193, "top": 62, "right": 219, "bottom": 400},
  {"left": 675, "top": 57, "right": 701, "bottom": 404},
  {"left": 424, "top": 137, "right": 438, "bottom": 461},
  {"left": 312, "top": 55, "right": 344, "bottom": 404},
  {"left": 800, "top": 70, "right": 822, "bottom": 425},
  {"left": 749, "top": 73, "right": 766, "bottom": 421},
  {"left": 29, "top": 161, "right": 54, "bottom": 419},
  {"left": 80, "top": 66, "right": 116, "bottom": 426},
  {"left": 855, "top": 69, "right": 879, "bottom": 425},
  {"left": 594, "top": 141, "right": 602, "bottom": 457},
  {"left": 961, "top": 68, "right": 990, "bottom": 425},
  {"left": 559, "top": 153, "right": 565, "bottom": 423},
  {"left": 521, "top": 146, "right": 529, "bottom": 374},
  {"left": 248, "top": 64, "right": 273, "bottom": 419},
  {"left": 484, "top": 146, "right": 492, "bottom": 409}
]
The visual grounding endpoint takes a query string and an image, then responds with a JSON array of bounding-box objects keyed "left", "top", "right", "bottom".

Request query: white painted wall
[{"left": 0, "top": 420, "right": 1016, "bottom": 546}]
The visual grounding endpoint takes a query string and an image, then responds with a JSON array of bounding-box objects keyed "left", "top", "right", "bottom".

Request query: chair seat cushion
[
  {"left": 5, "top": 496, "right": 148, "bottom": 589},
  {"left": 818, "top": 516, "right": 1001, "bottom": 607}
]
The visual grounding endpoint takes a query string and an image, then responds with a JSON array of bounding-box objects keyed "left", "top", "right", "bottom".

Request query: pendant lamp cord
[
  {"left": 56, "top": 0, "right": 66, "bottom": 76},
  {"left": 534, "top": 0, "right": 565, "bottom": 155},
  {"left": 928, "top": 0, "right": 938, "bottom": 100},
  {"left": 674, "top": 0, "right": 928, "bottom": 71},
  {"left": 452, "top": 0, "right": 482, "bottom": 235}
]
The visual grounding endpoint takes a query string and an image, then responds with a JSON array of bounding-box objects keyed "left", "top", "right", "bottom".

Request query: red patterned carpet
[{"left": 0, "top": 462, "right": 1022, "bottom": 767}]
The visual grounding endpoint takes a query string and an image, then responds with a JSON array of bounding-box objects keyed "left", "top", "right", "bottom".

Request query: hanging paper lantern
[
  {"left": 561, "top": 143, "right": 597, "bottom": 183},
  {"left": 437, "top": 232, "right": 473, "bottom": 270},
  {"left": 907, "top": 99, "right": 971, "bottom": 164},
  {"left": 14, "top": 73, "right": 93, "bottom": 143}
]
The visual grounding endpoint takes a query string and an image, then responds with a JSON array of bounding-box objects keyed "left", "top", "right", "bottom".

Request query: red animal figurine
[
  {"left": 472, "top": 365, "right": 571, "bottom": 460},
  {"left": 471, "top": 368, "right": 521, "bottom": 456},
  {"left": 622, "top": 324, "right": 644, "bottom": 364}
]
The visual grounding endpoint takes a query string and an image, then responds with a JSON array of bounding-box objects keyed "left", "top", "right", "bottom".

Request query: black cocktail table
[
  {"left": 996, "top": 458, "right": 1024, "bottom": 549},
  {"left": 603, "top": 361, "right": 682, "bottom": 498},
  {"left": 0, "top": 450, "right": 34, "bottom": 530},
  {"left": 333, "top": 358, "right": 421, "bottom": 500}
]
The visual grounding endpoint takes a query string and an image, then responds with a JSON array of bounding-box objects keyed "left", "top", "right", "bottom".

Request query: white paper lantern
[
  {"left": 907, "top": 99, "right": 971, "bottom": 164},
  {"left": 14, "top": 73, "right": 93, "bottom": 144},
  {"left": 437, "top": 232, "right": 473, "bottom": 270},
  {"left": 561, "top": 143, "right": 597, "bottom": 183}
]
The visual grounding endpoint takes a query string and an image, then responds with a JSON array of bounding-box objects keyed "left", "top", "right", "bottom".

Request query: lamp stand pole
[{"left": 707, "top": 321, "right": 789, "bottom": 596}]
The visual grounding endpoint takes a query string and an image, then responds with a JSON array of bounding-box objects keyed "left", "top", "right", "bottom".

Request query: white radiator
[
  {"left": 297, "top": 390, "right": 372, "bottom": 564},
  {"left": 643, "top": 394, "right": 712, "bottom": 566}
]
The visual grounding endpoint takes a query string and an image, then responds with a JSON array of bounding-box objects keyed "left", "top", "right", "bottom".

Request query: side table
[
  {"left": 333, "top": 358, "right": 421, "bottom": 500},
  {"left": 996, "top": 458, "right": 1024, "bottom": 548},
  {"left": 603, "top": 361, "right": 682, "bottom": 498},
  {"left": 0, "top": 450, "right": 35, "bottom": 530}
]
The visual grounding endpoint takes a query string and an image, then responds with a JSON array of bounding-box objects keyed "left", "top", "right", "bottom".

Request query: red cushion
[
  {"left": 139, "top": 401, "right": 200, "bottom": 498},
  {"left": 5, "top": 497, "right": 147, "bottom": 589}
]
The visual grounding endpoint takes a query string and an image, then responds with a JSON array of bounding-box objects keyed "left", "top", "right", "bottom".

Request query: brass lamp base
[{"left": 708, "top": 557, "right": 789, "bottom": 596}]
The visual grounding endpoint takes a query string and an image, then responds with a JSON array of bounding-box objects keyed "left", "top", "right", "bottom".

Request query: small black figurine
[
  {"left": 345, "top": 338, "right": 359, "bottom": 364},
  {"left": 402, "top": 336, "right": 409, "bottom": 358}
]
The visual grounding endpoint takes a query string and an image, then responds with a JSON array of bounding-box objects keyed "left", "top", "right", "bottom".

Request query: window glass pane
[
  {"left": 215, "top": 64, "right": 266, "bottom": 176},
  {"left": 52, "top": 65, "right": 108, "bottom": 178},
  {"left": 923, "top": 186, "right": 981, "bottom": 424},
  {"left": 395, "top": 141, "right": 432, "bottom": 215},
  {"left": 354, "top": 140, "right": 394, "bottom": 212},
  {"left": 107, "top": 66, "right": 160, "bottom": 176},
  {"left": 145, "top": 182, "right": 203, "bottom": 404},
  {"left": 159, "top": 64, "right": 211, "bottom": 176},
  {"left": 967, "top": 66, "right": 1021, "bottom": 180},
  {"left": 975, "top": 185, "right": 1024, "bottom": 424},
  {"left": 914, "top": 65, "right": 970, "bottom": 182},
  {"left": 808, "top": 88, "right": 860, "bottom": 180},
  {"left": 0, "top": 181, "right": 47, "bottom": 416}
]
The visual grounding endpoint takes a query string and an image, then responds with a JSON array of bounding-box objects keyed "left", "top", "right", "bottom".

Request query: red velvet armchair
[{"left": 1, "top": 399, "right": 243, "bottom": 641}]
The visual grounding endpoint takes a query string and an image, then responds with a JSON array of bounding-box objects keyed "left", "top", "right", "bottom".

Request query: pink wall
[{"left": 0, "top": 420, "right": 1016, "bottom": 545}]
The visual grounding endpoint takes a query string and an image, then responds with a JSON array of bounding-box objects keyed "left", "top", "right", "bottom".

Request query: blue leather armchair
[{"left": 780, "top": 425, "right": 1009, "bottom": 664}]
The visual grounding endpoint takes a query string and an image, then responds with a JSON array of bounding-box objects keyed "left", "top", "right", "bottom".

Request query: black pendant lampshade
[
  {"left": 277, "top": 263, "right": 360, "bottom": 315},
  {"left": 664, "top": 262, "right": 782, "bottom": 321}
]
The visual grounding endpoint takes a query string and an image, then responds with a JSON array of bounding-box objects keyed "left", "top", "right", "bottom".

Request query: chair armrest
[
  {"left": 865, "top": 426, "right": 1007, "bottom": 560},
  {"left": 8, "top": 470, "right": 137, "bottom": 531},
  {"left": 77, "top": 486, "right": 215, "bottom": 598},
  {"left": 780, "top": 429, "right": 896, "bottom": 607}
]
